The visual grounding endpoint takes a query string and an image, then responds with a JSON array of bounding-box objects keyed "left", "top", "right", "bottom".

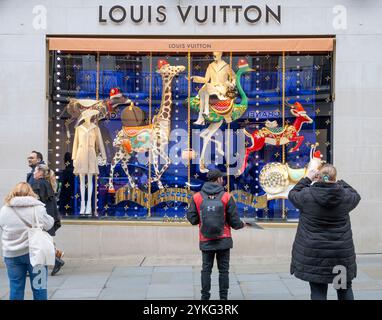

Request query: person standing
[
  {"left": 288, "top": 164, "right": 361, "bottom": 300},
  {"left": 26, "top": 151, "right": 44, "bottom": 185},
  {"left": 0, "top": 182, "right": 54, "bottom": 300},
  {"left": 31, "top": 164, "right": 65, "bottom": 276},
  {"left": 187, "top": 169, "right": 245, "bottom": 300}
]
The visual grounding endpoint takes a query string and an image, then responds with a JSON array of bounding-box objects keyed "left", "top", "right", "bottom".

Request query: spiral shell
[{"left": 259, "top": 162, "right": 289, "bottom": 195}]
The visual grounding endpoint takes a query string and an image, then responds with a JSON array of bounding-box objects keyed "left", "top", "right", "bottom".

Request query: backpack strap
[{"left": 193, "top": 192, "right": 203, "bottom": 215}]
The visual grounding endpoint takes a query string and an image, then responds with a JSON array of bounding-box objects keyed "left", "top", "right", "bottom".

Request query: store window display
[{"left": 49, "top": 48, "right": 333, "bottom": 222}]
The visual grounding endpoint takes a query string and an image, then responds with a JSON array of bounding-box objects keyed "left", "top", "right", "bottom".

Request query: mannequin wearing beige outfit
[
  {"left": 72, "top": 110, "right": 106, "bottom": 215},
  {"left": 190, "top": 52, "right": 236, "bottom": 125}
]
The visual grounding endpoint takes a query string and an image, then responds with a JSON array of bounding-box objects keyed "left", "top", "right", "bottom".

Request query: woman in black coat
[
  {"left": 31, "top": 164, "right": 65, "bottom": 276},
  {"left": 288, "top": 164, "right": 361, "bottom": 300},
  {"left": 31, "top": 165, "right": 61, "bottom": 236}
]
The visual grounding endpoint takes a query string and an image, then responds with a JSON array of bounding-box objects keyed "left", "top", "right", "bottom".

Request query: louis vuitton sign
[{"left": 99, "top": 4, "right": 281, "bottom": 25}]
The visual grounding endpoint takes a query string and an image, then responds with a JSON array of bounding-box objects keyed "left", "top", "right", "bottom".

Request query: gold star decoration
[
  {"left": 325, "top": 119, "right": 331, "bottom": 125},
  {"left": 64, "top": 182, "right": 70, "bottom": 188},
  {"left": 75, "top": 193, "right": 80, "bottom": 199},
  {"left": 85, "top": 74, "right": 91, "bottom": 81},
  {"left": 104, "top": 205, "right": 109, "bottom": 210},
  {"left": 64, "top": 204, "right": 70, "bottom": 210},
  {"left": 66, "top": 75, "right": 72, "bottom": 80},
  {"left": 194, "top": 173, "right": 199, "bottom": 179},
  {"left": 105, "top": 140, "right": 110, "bottom": 145},
  {"left": 124, "top": 205, "right": 129, "bottom": 210},
  {"left": 274, "top": 152, "right": 280, "bottom": 158},
  {"left": 124, "top": 76, "right": 130, "bottom": 81},
  {"left": 325, "top": 76, "right": 331, "bottom": 82},
  {"left": 244, "top": 184, "right": 249, "bottom": 190},
  {"left": 315, "top": 86, "right": 321, "bottom": 92},
  {"left": 325, "top": 141, "right": 331, "bottom": 147},
  {"left": 114, "top": 172, "right": 120, "bottom": 178},
  {"left": 315, "top": 108, "right": 321, "bottom": 115},
  {"left": 66, "top": 139, "right": 70, "bottom": 145},
  {"left": 315, "top": 130, "right": 321, "bottom": 136}
]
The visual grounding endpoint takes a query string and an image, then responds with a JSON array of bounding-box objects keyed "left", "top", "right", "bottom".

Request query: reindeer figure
[
  {"left": 60, "top": 88, "right": 131, "bottom": 139},
  {"left": 238, "top": 102, "right": 313, "bottom": 175},
  {"left": 108, "top": 60, "right": 185, "bottom": 191}
]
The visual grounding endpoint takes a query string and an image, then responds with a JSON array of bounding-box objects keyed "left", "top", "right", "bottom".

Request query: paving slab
[
  {"left": 50, "top": 288, "right": 102, "bottom": 300},
  {"left": 147, "top": 284, "right": 194, "bottom": 299}
]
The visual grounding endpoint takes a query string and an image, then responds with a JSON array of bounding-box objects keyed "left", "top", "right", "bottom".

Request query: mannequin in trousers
[{"left": 72, "top": 109, "right": 106, "bottom": 215}]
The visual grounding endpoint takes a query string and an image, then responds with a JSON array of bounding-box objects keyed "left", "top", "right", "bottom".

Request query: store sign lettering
[{"left": 99, "top": 4, "right": 281, "bottom": 25}]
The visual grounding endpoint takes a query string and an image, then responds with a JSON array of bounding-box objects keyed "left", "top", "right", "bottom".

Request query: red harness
[{"left": 193, "top": 192, "right": 232, "bottom": 242}]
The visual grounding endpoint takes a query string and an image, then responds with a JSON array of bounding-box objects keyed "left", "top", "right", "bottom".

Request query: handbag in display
[{"left": 13, "top": 208, "right": 56, "bottom": 267}]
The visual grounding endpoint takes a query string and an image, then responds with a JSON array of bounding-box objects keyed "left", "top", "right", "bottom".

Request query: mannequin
[
  {"left": 189, "top": 51, "right": 236, "bottom": 125},
  {"left": 72, "top": 109, "right": 106, "bottom": 215}
]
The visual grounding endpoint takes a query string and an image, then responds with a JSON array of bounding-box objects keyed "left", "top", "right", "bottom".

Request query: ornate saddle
[
  {"left": 122, "top": 124, "right": 153, "bottom": 137},
  {"left": 209, "top": 97, "right": 234, "bottom": 116}
]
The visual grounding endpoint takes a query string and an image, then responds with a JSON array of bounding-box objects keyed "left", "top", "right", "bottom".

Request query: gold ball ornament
[{"left": 259, "top": 162, "right": 289, "bottom": 195}]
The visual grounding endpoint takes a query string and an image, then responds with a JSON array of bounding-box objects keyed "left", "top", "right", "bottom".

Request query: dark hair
[
  {"left": 64, "top": 152, "right": 72, "bottom": 163},
  {"left": 32, "top": 151, "right": 43, "bottom": 162}
]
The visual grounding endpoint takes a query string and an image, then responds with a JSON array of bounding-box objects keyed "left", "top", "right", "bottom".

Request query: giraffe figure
[{"left": 108, "top": 60, "right": 185, "bottom": 191}]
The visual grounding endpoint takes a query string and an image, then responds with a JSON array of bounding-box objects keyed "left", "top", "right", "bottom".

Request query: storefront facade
[{"left": 0, "top": 0, "right": 381, "bottom": 258}]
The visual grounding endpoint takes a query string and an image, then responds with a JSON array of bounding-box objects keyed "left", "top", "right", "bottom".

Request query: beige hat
[{"left": 78, "top": 109, "right": 100, "bottom": 123}]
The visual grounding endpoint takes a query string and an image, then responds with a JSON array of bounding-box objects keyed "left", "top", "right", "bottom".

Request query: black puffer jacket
[
  {"left": 31, "top": 178, "right": 61, "bottom": 237},
  {"left": 288, "top": 177, "right": 361, "bottom": 284}
]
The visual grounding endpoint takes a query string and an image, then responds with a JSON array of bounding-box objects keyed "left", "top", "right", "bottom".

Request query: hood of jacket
[
  {"left": 201, "top": 182, "right": 225, "bottom": 195},
  {"left": 310, "top": 182, "right": 345, "bottom": 208},
  {"left": 8, "top": 196, "right": 45, "bottom": 207}
]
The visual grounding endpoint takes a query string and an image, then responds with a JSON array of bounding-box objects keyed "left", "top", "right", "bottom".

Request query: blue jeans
[{"left": 4, "top": 254, "right": 48, "bottom": 300}]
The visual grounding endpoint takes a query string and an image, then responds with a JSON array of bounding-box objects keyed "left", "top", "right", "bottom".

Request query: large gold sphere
[{"left": 259, "top": 162, "right": 289, "bottom": 195}]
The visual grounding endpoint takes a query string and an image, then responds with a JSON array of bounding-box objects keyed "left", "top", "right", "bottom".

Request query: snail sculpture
[{"left": 259, "top": 144, "right": 323, "bottom": 199}]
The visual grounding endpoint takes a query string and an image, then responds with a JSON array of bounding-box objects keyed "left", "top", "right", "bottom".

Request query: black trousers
[
  {"left": 309, "top": 281, "right": 354, "bottom": 300},
  {"left": 201, "top": 249, "right": 230, "bottom": 300}
]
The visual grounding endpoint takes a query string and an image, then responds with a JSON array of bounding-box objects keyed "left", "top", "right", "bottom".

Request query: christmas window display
[{"left": 49, "top": 47, "right": 333, "bottom": 222}]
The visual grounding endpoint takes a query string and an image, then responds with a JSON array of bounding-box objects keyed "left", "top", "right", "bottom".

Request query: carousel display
[{"left": 49, "top": 50, "right": 333, "bottom": 221}]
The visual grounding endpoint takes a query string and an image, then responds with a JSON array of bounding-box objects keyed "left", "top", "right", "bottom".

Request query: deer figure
[
  {"left": 108, "top": 60, "right": 185, "bottom": 192},
  {"left": 238, "top": 102, "right": 313, "bottom": 175}
]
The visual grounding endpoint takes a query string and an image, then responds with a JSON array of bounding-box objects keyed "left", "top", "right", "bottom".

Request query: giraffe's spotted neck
[{"left": 156, "top": 74, "right": 174, "bottom": 122}]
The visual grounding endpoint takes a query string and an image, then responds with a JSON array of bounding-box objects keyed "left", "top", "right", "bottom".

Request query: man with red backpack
[{"left": 187, "top": 169, "right": 245, "bottom": 300}]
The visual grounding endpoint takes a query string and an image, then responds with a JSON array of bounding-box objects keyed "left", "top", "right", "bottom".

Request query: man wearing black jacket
[{"left": 187, "top": 169, "right": 245, "bottom": 300}]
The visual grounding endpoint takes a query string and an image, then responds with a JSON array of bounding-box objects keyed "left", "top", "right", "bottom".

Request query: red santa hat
[
  {"left": 293, "top": 101, "right": 305, "bottom": 113},
  {"left": 237, "top": 58, "right": 249, "bottom": 68},
  {"left": 157, "top": 59, "right": 169, "bottom": 70},
  {"left": 110, "top": 87, "right": 122, "bottom": 99},
  {"left": 313, "top": 150, "right": 323, "bottom": 159}
]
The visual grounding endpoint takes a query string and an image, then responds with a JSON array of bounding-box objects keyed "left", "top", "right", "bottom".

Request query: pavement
[{"left": 1, "top": 254, "right": 382, "bottom": 300}]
